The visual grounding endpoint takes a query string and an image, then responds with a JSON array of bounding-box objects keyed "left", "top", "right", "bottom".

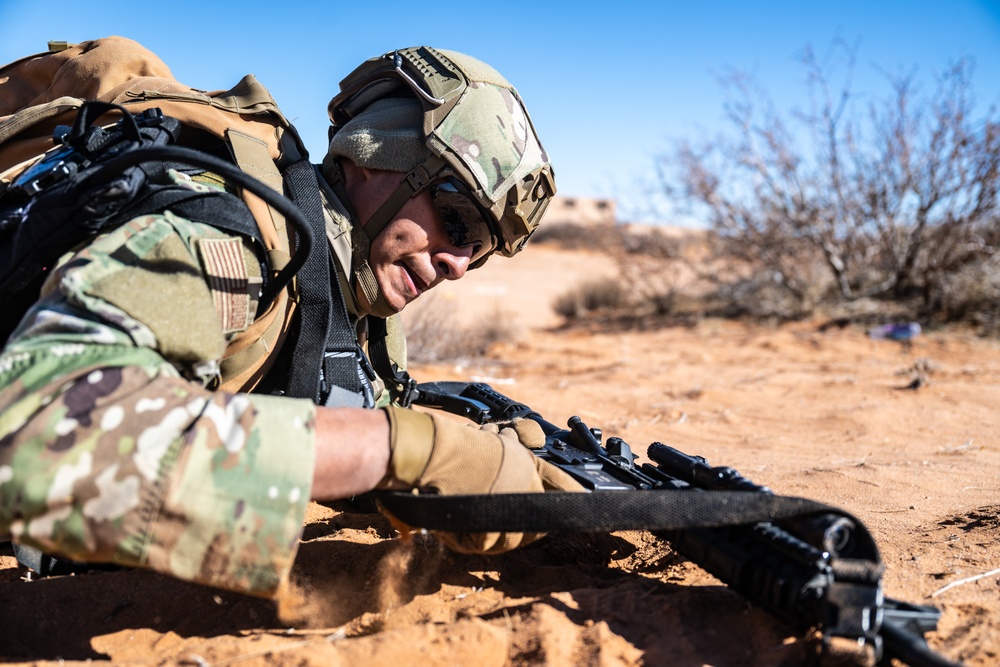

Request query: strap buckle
[
  {"left": 405, "top": 165, "right": 432, "bottom": 193},
  {"left": 394, "top": 372, "right": 419, "bottom": 408}
]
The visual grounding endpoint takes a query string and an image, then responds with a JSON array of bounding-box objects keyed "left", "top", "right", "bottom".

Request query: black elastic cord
[
  {"left": 68, "top": 101, "right": 142, "bottom": 147},
  {"left": 79, "top": 144, "right": 312, "bottom": 313}
]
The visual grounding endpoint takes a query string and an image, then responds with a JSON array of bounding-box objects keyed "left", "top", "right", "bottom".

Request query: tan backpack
[{"left": 0, "top": 37, "right": 303, "bottom": 393}]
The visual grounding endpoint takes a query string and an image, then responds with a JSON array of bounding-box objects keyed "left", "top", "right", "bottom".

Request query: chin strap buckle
[{"left": 404, "top": 165, "right": 432, "bottom": 194}]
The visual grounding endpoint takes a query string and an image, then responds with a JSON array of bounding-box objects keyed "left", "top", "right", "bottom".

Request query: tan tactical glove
[{"left": 379, "top": 406, "right": 584, "bottom": 554}]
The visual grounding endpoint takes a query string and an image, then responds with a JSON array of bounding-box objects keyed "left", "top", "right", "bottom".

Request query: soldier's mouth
[{"left": 401, "top": 262, "right": 429, "bottom": 298}]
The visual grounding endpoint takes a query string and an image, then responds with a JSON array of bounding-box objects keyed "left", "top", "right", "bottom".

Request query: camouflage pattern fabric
[
  {"left": 327, "top": 46, "right": 554, "bottom": 268},
  {"left": 0, "top": 172, "right": 318, "bottom": 596},
  {"left": 431, "top": 81, "right": 546, "bottom": 207}
]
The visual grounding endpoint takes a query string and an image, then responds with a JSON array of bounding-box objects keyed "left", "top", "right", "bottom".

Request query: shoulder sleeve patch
[{"left": 197, "top": 237, "right": 252, "bottom": 335}]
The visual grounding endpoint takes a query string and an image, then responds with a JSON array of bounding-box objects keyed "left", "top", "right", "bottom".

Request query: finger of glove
[
  {"left": 421, "top": 419, "right": 552, "bottom": 555},
  {"left": 535, "top": 457, "right": 586, "bottom": 492},
  {"left": 482, "top": 420, "right": 544, "bottom": 449},
  {"left": 508, "top": 418, "right": 546, "bottom": 449}
]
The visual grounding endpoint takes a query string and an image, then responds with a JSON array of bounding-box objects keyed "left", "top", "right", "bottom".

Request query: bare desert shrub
[
  {"left": 540, "top": 44, "right": 999, "bottom": 333},
  {"left": 540, "top": 223, "right": 712, "bottom": 324},
  {"left": 546, "top": 225, "right": 724, "bottom": 325},
  {"left": 552, "top": 291, "right": 581, "bottom": 320},
  {"left": 662, "top": 40, "right": 1000, "bottom": 327},
  {"left": 702, "top": 272, "right": 816, "bottom": 320},
  {"left": 936, "top": 254, "right": 1000, "bottom": 335},
  {"left": 614, "top": 228, "right": 722, "bottom": 319},
  {"left": 403, "top": 295, "right": 519, "bottom": 362},
  {"left": 553, "top": 278, "right": 631, "bottom": 320},
  {"left": 618, "top": 225, "right": 681, "bottom": 259}
]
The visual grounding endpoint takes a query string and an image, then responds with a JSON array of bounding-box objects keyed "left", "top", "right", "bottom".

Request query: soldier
[{"left": 0, "top": 39, "right": 581, "bottom": 596}]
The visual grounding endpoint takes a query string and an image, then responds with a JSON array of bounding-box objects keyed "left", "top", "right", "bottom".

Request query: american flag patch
[{"left": 198, "top": 237, "right": 251, "bottom": 335}]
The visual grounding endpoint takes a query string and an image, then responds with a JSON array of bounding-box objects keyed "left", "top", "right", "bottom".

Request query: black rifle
[{"left": 379, "top": 380, "right": 960, "bottom": 667}]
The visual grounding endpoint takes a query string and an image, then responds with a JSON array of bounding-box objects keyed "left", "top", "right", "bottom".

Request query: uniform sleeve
[{"left": 0, "top": 209, "right": 316, "bottom": 596}]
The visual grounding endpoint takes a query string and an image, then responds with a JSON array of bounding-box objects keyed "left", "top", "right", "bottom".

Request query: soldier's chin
[
  {"left": 383, "top": 286, "right": 409, "bottom": 313},
  {"left": 393, "top": 294, "right": 413, "bottom": 312}
]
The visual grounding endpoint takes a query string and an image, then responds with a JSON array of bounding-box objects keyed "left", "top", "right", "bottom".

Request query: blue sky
[{"left": 2, "top": 1, "right": 999, "bottom": 223}]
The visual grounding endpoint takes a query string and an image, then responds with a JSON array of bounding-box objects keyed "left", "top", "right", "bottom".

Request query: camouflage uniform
[
  {"left": 0, "top": 43, "right": 551, "bottom": 598},
  {"left": 0, "top": 171, "right": 374, "bottom": 596}
]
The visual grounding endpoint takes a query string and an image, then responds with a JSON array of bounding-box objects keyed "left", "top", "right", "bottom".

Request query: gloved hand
[{"left": 379, "top": 406, "right": 584, "bottom": 554}]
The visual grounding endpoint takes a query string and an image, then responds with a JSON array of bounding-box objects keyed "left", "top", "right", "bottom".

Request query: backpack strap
[
  {"left": 0, "top": 96, "right": 82, "bottom": 148},
  {"left": 226, "top": 130, "right": 289, "bottom": 263},
  {"left": 282, "top": 159, "right": 366, "bottom": 405},
  {"left": 215, "top": 130, "right": 293, "bottom": 393}
]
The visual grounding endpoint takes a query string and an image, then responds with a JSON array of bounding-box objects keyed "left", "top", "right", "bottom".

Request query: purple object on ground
[{"left": 869, "top": 322, "right": 922, "bottom": 341}]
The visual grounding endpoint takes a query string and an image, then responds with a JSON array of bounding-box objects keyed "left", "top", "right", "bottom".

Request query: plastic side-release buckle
[{"left": 405, "top": 165, "right": 432, "bottom": 193}]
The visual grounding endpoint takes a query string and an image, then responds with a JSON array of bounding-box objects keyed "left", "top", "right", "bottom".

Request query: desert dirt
[{"left": 1, "top": 242, "right": 999, "bottom": 667}]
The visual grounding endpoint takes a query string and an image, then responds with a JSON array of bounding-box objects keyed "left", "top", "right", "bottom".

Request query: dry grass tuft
[
  {"left": 403, "top": 294, "right": 520, "bottom": 363},
  {"left": 552, "top": 279, "right": 631, "bottom": 320}
]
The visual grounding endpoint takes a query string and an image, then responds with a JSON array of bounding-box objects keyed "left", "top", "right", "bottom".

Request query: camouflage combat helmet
[{"left": 324, "top": 46, "right": 556, "bottom": 316}]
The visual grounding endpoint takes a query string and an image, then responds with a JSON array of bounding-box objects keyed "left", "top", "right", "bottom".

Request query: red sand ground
[{"left": 2, "top": 244, "right": 998, "bottom": 666}]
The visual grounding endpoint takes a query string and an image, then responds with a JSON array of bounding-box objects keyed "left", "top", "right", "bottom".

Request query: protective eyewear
[{"left": 428, "top": 179, "right": 498, "bottom": 265}]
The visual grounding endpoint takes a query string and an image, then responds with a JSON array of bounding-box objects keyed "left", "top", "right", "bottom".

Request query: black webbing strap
[
  {"left": 137, "top": 184, "right": 264, "bottom": 246},
  {"left": 377, "top": 489, "right": 843, "bottom": 533},
  {"left": 281, "top": 160, "right": 362, "bottom": 402},
  {"left": 367, "top": 316, "right": 417, "bottom": 406},
  {"left": 319, "top": 160, "right": 413, "bottom": 405}
]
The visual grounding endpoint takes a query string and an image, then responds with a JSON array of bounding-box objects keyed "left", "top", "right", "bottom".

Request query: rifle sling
[{"left": 377, "top": 489, "right": 845, "bottom": 533}]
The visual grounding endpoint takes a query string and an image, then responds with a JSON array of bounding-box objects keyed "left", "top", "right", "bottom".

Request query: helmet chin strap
[
  {"left": 323, "top": 155, "right": 447, "bottom": 318},
  {"left": 350, "top": 211, "right": 395, "bottom": 319}
]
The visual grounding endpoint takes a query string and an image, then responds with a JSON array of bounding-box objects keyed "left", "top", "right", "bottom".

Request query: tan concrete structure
[{"left": 544, "top": 196, "right": 616, "bottom": 226}]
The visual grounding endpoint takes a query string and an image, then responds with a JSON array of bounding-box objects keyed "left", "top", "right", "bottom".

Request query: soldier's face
[{"left": 349, "top": 168, "right": 475, "bottom": 314}]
